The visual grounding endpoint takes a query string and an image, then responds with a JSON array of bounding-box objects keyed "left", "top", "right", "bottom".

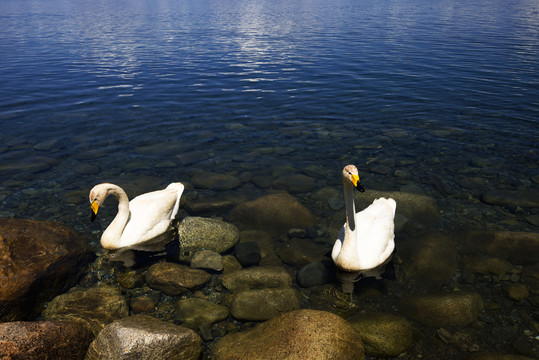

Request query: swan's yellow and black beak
[
  {"left": 351, "top": 174, "right": 365, "bottom": 192},
  {"left": 90, "top": 201, "right": 99, "bottom": 222}
]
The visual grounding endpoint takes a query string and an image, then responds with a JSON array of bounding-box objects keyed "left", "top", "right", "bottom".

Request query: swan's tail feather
[{"left": 166, "top": 182, "right": 185, "bottom": 220}]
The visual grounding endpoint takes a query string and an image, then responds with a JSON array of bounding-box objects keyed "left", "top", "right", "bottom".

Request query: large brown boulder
[
  {"left": 0, "top": 320, "right": 93, "bottom": 360},
  {"left": 0, "top": 218, "right": 94, "bottom": 321},
  {"left": 212, "top": 309, "right": 364, "bottom": 360},
  {"left": 228, "top": 193, "right": 316, "bottom": 235}
]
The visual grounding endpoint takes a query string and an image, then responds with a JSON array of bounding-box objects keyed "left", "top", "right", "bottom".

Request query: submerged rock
[
  {"left": 461, "top": 231, "right": 539, "bottom": 265},
  {"left": 43, "top": 285, "right": 129, "bottom": 336},
  {"left": 0, "top": 320, "right": 93, "bottom": 360},
  {"left": 234, "top": 241, "right": 261, "bottom": 267},
  {"left": 191, "top": 249, "right": 224, "bottom": 271},
  {"left": 221, "top": 266, "right": 292, "bottom": 292},
  {"left": 297, "top": 261, "right": 330, "bottom": 288},
  {"left": 399, "top": 231, "right": 458, "bottom": 285},
  {"left": 146, "top": 262, "right": 211, "bottom": 296},
  {"left": 398, "top": 292, "right": 483, "bottom": 327},
  {"left": 228, "top": 192, "right": 316, "bottom": 235},
  {"left": 348, "top": 312, "right": 413, "bottom": 357},
  {"left": 480, "top": 190, "right": 539, "bottom": 208},
  {"left": 462, "top": 255, "right": 513, "bottom": 276},
  {"left": 176, "top": 298, "right": 229, "bottom": 329},
  {"left": 0, "top": 218, "right": 95, "bottom": 321},
  {"left": 272, "top": 174, "right": 317, "bottom": 193},
  {"left": 501, "top": 283, "right": 529, "bottom": 301},
  {"left": 277, "top": 238, "right": 331, "bottom": 267},
  {"left": 212, "top": 309, "right": 364, "bottom": 360},
  {"left": 178, "top": 217, "right": 239, "bottom": 262},
  {"left": 230, "top": 288, "right": 301, "bottom": 321},
  {"left": 85, "top": 315, "right": 201, "bottom": 360},
  {"left": 190, "top": 170, "right": 241, "bottom": 190}
]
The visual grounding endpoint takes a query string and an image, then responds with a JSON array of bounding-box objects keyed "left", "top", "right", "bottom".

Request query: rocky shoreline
[{"left": 1, "top": 189, "right": 538, "bottom": 359}]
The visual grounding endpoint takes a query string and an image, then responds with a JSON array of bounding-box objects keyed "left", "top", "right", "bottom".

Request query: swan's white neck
[
  {"left": 101, "top": 185, "right": 130, "bottom": 249},
  {"left": 340, "top": 179, "right": 358, "bottom": 266}
]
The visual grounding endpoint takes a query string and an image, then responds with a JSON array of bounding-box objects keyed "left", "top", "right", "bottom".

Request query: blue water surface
[{"left": 0, "top": 0, "right": 538, "bottom": 356}]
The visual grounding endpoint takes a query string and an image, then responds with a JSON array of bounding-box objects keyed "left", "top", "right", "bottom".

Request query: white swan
[
  {"left": 331, "top": 165, "right": 396, "bottom": 293},
  {"left": 89, "top": 182, "right": 184, "bottom": 250}
]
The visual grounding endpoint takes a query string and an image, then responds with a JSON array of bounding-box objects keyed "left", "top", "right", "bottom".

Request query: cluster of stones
[{"left": 1, "top": 186, "right": 538, "bottom": 359}]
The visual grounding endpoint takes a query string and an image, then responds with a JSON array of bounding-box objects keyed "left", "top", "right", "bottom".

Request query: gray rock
[
  {"left": 230, "top": 288, "right": 301, "bottom": 321},
  {"left": 146, "top": 262, "right": 211, "bottom": 296},
  {"left": 399, "top": 292, "right": 483, "bottom": 327},
  {"left": 85, "top": 315, "right": 201, "bottom": 360},
  {"left": 212, "top": 309, "right": 364, "bottom": 360},
  {"left": 297, "top": 262, "right": 329, "bottom": 288},
  {"left": 191, "top": 250, "right": 223, "bottom": 271},
  {"left": 228, "top": 192, "right": 316, "bottom": 235},
  {"left": 43, "top": 285, "right": 129, "bottom": 336},
  {"left": 176, "top": 298, "right": 229, "bottom": 329},
  {"left": 178, "top": 216, "right": 239, "bottom": 262},
  {"left": 348, "top": 312, "right": 413, "bottom": 357},
  {"left": 221, "top": 266, "right": 292, "bottom": 292}
]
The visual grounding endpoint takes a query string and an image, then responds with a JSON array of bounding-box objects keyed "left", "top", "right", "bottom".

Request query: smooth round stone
[
  {"left": 146, "top": 262, "right": 211, "bottom": 296},
  {"left": 229, "top": 288, "right": 301, "bottom": 321},
  {"left": 178, "top": 216, "right": 240, "bottom": 262},
  {"left": 348, "top": 312, "right": 413, "bottom": 357},
  {"left": 297, "top": 262, "right": 329, "bottom": 288},
  {"left": 502, "top": 283, "right": 529, "bottom": 301},
  {"left": 176, "top": 298, "right": 229, "bottom": 329},
  {"left": 190, "top": 171, "right": 241, "bottom": 190},
  {"left": 221, "top": 266, "right": 292, "bottom": 292},
  {"left": 234, "top": 242, "right": 261, "bottom": 267},
  {"left": 130, "top": 295, "right": 156, "bottom": 314},
  {"left": 272, "top": 174, "right": 316, "bottom": 193},
  {"left": 398, "top": 292, "right": 483, "bottom": 327},
  {"left": 191, "top": 250, "right": 224, "bottom": 271}
]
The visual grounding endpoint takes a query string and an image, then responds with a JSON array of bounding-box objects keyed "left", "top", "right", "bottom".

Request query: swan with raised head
[
  {"left": 89, "top": 182, "right": 184, "bottom": 250},
  {"left": 331, "top": 165, "right": 396, "bottom": 293}
]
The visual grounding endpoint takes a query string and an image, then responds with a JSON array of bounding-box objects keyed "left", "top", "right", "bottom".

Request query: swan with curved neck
[
  {"left": 331, "top": 165, "right": 396, "bottom": 293},
  {"left": 89, "top": 182, "right": 184, "bottom": 250}
]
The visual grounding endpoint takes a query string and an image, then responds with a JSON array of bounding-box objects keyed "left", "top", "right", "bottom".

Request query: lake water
[{"left": 1, "top": 0, "right": 538, "bottom": 357}]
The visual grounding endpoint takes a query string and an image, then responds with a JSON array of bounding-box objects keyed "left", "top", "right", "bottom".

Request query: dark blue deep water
[{"left": 1, "top": 0, "right": 538, "bottom": 357}]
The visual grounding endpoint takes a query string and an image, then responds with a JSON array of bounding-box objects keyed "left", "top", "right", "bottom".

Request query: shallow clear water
[{"left": 1, "top": 0, "right": 538, "bottom": 357}]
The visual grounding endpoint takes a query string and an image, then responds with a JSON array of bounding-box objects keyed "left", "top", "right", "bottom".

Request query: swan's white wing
[
  {"left": 331, "top": 226, "right": 345, "bottom": 263},
  {"left": 117, "top": 183, "right": 184, "bottom": 248},
  {"left": 354, "top": 198, "right": 396, "bottom": 270}
]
